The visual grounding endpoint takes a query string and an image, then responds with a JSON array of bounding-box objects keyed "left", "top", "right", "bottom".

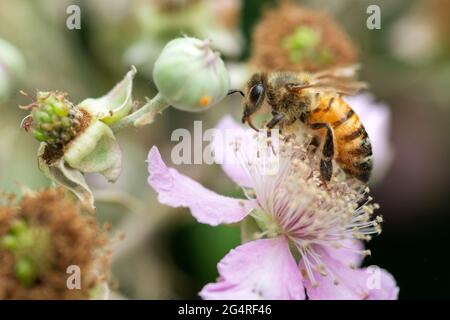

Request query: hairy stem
[{"left": 110, "top": 92, "right": 169, "bottom": 133}]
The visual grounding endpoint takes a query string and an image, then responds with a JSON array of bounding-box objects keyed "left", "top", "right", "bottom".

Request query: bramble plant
[
  {"left": 20, "top": 37, "right": 230, "bottom": 208},
  {"left": 12, "top": 5, "right": 398, "bottom": 299}
]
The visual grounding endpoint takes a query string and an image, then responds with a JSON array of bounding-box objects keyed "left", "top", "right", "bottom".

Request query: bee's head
[{"left": 240, "top": 73, "right": 266, "bottom": 131}]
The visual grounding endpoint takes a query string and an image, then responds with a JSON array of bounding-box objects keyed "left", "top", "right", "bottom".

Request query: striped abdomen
[{"left": 308, "top": 95, "right": 373, "bottom": 182}]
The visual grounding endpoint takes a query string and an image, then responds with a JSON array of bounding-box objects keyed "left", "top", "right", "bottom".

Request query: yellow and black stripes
[
  {"left": 338, "top": 123, "right": 373, "bottom": 182},
  {"left": 307, "top": 95, "right": 373, "bottom": 182},
  {"left": 332, "top": 109, "right": 355, "bottom": 128},
  {"left": 342, "top": 126, "right": 366, "bottom": 142}
]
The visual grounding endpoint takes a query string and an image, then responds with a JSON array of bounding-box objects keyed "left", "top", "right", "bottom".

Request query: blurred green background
[{"left": 0, "top": 0, "right": 449, "bottom": 299}]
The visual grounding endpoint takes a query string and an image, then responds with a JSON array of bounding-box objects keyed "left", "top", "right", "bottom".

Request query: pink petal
[
  {"left": 322, "top": 239, "right": 365, "bottom": 268},
  {"left": 147, "top": 146, "right": 253, "bottom": 226},
  {"left": 303, "top": 247, "right": 398, "bottom": 300},
  {"left": 212, "top": 116, "right": 255, "bottom": 188},
  {"left": 200, "top": 237, "right": 306, "bottom": 300}
]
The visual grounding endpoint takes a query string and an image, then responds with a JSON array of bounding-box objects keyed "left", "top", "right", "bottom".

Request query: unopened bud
[{"left": 153, "top": 37, "right": 230, "bottom": 111}]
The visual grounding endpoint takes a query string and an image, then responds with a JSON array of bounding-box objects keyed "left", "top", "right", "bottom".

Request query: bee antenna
[{"left": 227, "top": 89, "right": 245, "bottom": 97}]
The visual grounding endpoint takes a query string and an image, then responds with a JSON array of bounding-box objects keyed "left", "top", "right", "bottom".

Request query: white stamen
[{"left": 231, "top": 132, "right": 382, "bottom": 286}]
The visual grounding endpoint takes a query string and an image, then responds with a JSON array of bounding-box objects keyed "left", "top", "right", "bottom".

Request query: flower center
[
  {"left": 249, "top": 208, "right": 282, "bottom": 238},
  {"left": 234, "top": 134, "right": 382, "bottom": 287}
]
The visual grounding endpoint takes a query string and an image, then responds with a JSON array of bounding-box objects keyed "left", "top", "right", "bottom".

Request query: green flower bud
[{"left": 153, "top": 37, "right": 230, "bottom": 111}]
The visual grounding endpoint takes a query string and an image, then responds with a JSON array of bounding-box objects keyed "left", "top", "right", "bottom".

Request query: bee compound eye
[{"left": 249, "top": 83, "right": 264, "bottom": 104}]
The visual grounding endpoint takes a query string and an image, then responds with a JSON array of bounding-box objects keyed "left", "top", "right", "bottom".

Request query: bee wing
[
  {"left": 286, "top": 65, "right": 367, "bottom": 96},
  {"left": 310, "top": 78, "right": 368, "bottom": 96},
  {"left": 314, "top": 64, "right": 361, "bottom": 79},
  {"left": 312, "top": 64, "right": 367, "bottom": 95}
]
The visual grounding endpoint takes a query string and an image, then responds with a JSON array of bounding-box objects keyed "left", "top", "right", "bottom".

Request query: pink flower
[{"left": 147, "top": 116, "right": 398, "bottom": 300}]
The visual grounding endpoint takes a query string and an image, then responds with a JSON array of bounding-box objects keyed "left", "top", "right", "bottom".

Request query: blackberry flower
[{"left": 147, "top": 116, "right": 398, "bottom": 300}]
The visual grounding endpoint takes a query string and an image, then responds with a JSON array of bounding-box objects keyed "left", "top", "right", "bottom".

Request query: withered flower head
[
  {"left": 20, "top": 67, "right": 136, "bottom": 208},
  {"left": 21, "top": 91, "right": 86, "bottom": 155},
  {"left": 250, "top": 1, "right": 358, "bottom": 72},
  {"left": 0, "top": 188, "right": 109, "bottom": 299}
]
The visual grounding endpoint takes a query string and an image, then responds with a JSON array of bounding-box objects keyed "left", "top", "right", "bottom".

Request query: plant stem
[{"left": 110, "top": 92, "right": 169, "bottom": 133}]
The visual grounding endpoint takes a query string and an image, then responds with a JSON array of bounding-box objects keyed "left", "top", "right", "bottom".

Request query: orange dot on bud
[{"left": 199, "top": 95, "right": 211, "bottom": 107}]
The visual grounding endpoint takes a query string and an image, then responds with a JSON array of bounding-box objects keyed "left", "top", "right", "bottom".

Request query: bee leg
[
  {"left": 266, "top": 113, "right": 285, "bottom": 130},
  {"left": 309, "top": 136, "right": 320, "bottom": 152},
  {"left": 266, "top": 113, "right": 285, "bottom": 154},
  {"left": 310, "top": 123, "right": 335, "bottom": 182}
]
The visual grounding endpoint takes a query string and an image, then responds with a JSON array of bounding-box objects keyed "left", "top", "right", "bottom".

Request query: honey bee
[{"left": 235, "top": 65, "right": 372, "bottom": 183}]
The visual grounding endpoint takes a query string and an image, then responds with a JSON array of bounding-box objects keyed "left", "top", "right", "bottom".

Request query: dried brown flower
[
  {"left": 0, "top": 188, "right": 110, "bottom": 299},
  {"left": 250, "top": 1, "right": 358, "bottom": 72}
]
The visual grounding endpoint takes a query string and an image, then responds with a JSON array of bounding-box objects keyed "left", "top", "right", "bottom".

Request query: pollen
[{"left": 199, "top": 95, "right": 211, "bottom": 107}]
